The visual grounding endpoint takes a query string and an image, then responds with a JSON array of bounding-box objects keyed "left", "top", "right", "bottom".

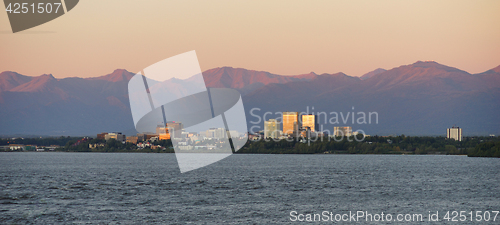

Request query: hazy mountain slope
[
  {"left": 202, "top": 67, "right": 317, "bottom": 94},
  {"left": 0, "top": 62, "right": 498, "bottom": 136},
  {"left": 360, "top": 68, "right": 386, "bottom": 80},
  {"left": 0, "top": 70, "right": 136, "bottom": 136},
  {"left": 0, "top": 71, "right": 33, "bottom": 92}
]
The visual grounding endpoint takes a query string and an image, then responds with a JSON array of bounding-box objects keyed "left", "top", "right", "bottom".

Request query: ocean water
[{"left": 0, "top": 153, "right": 499, "bottom": 224}]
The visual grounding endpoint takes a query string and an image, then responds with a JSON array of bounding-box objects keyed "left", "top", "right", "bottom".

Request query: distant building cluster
[
  {"left": 258, "top": 112, "right": 468, "bottom": 143},
  {"left": 0, "top": 121, "right": 468, "bottom": 153},
  {"left": 0, "top": 143, "right": 59, "bottom": 152},
  {"left": 259, "top": 112, "right": 368, "bottom": 140},
  {"left": 97, "top": 121, "right": 247, "bottom": 151}
]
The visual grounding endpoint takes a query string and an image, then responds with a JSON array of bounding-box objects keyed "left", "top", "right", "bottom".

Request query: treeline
[
  {"left": 468, "top": 141, "right": 500, "bottom": 157},
  {"left": 237, "top": 135, "right": 500, "bottom": 157},
  {"left": 0, "top": 136, "right": 80, "bottom": 146},
  {"left": 61, "top": 138, "right": 174, "bottom": 153},
  {"left": 3, "top": 135, "right": 499, "bottom": 157}
]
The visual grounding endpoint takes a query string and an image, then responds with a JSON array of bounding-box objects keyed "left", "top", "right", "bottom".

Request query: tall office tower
[
  {"left": 264, "top": 119, "right": 279, "bottom": 139},
  {"left": 447, "top": 126, "right": 462, "bottom": 141},
  {"left": 301, "top": 114, "right": 316, "bottom": 132},
  {"left": 334, "top": 126, "right": 352, "bottom": 136},
  {"left": 283, "top": 112, "right": 300, "bottom": 135}
]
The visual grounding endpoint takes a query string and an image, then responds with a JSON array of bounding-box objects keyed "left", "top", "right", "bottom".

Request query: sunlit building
[
  {"left": 264, "top": 119, "right": 279, "bottom": 139},
  {"left": 301, "top": 114, "right": 316, "bottom": 132},
  {"left": 283, "top": 112, "right": 300, "bottom": 136},
  {"left": 156, "top": 122, "right": 183, "bottom": 140},
  {"left": 126, "top": 136, "right": 138, "bottom": 144},
  {"left": 156, "top": 125, "right": 170, "bottom": 140},
  {"left": 447, "top": 126, "right": 462, "bottom": 141},
  {"left": 159, "top": 133, "right": 170, "bottom": 141}
]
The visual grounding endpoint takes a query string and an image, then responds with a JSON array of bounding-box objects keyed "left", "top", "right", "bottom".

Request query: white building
[{"left": 447, "top": 127, "right": 462, "bottom": 141}]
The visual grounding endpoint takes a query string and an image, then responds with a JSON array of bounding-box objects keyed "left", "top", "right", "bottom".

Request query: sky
[{"left": 0, "top": 0, "right": 499, "bottom": 78}]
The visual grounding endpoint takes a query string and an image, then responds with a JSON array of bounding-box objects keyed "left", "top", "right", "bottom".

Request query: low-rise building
[
  {"left": 126, "top": 136, "right": 138, "bottom": 144},
  {"left": 334, "top": 126, "right": 352, "bottom": 136},
  {"left": 8, "top": 144, "right": 25, "bottom": 151},
  {"left": 105, "top": 133, "right": 126, "bottom": 142},
  {"left": 89, "top": 143, "right": 105, "bottom": 149},
  {"left": 137, "top": 133, "right": 158, "bottom": 142},
  {"left": 97, "top": 132, "right": 108, "bottom": 140}
]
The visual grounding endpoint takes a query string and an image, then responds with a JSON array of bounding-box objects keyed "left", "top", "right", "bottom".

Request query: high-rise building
[
  {"left": 156, "top": 125, "right": 170, "bottom": 140},
  {"left": 301, "top": 114, "right": 316, "bottom": 132},
  {"left": 447, "top": 126, "right": 462, "bottom": 141},
  {"left": 283, "top": 112, "right": 300, "bottom": 136},
  {"left": 264, "top": 119, "right": 279, "bottom": 139},
  {"left": 334, "top": 127, "right": 352, "bottom": 136}
]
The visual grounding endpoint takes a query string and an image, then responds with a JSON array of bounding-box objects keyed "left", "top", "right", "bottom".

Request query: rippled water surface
[{"left": 0, "top": 153, "right": 499, "bottom": 224}]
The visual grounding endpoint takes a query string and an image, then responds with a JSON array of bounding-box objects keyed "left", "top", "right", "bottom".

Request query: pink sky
[{"left": 0, "top": 0, "right": 499, "bottom": 78}]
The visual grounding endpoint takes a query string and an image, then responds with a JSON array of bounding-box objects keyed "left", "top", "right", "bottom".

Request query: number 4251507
[
  {"left": 6, "top": 2, "right": 62, "bottom": 14},
  {"left": 443, "top": 211, "right": 499, "bottom": 222}
]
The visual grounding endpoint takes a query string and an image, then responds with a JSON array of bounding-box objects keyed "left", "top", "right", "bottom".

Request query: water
[{"left": 0, "top": 153, "right": 499, "bottom": 224}]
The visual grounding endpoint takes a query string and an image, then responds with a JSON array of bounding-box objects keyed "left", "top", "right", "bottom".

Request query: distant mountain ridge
[
  {"left": 202, "top": 67, "right": 320, "bottom": 94},
  {"left": 0, "top": 71, "right": 33, "bottom": 92},
  {"left": 0, "top": 62, "right": 499, "bottom": 136},
  {"left": 244, "top": 61, "right": 500, "bottom": 135},
  {"left": 88, "top": 69, "right": 135, "bottom": 82},
  {"left": 361, "top": 68, "right": 386, "bottom": 80}
]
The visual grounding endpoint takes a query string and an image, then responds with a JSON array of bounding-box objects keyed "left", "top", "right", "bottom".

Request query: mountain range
[{"left": 1, "top": 61, "right": 499, "bottom": 136}]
